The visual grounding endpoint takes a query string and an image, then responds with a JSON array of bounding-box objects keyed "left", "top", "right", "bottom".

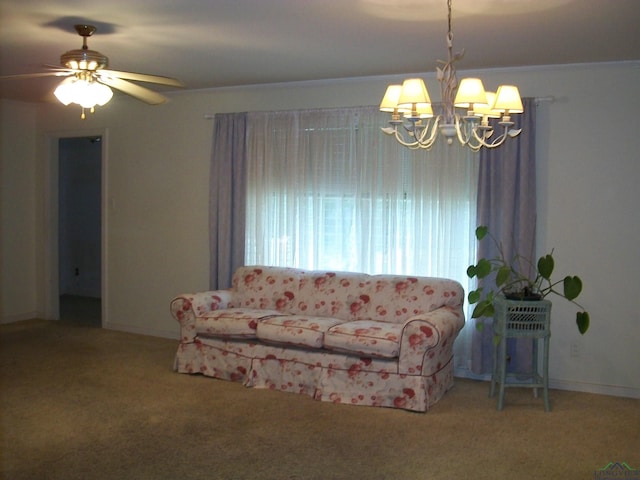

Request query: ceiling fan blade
[
  {"left": 98, "top": 69, "right": 184, "bottom": 87},
  {"left": 0, "top": 71, "right": 73, "bottom": 80},
  {"left": 97, "top": 76, "right": 168, "bottom": 105},
  {"left": 43, "top": 64, "right": 76, "bottom": 72}
]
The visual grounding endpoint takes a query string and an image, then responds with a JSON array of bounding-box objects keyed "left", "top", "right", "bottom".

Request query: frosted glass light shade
[
  {"left": 53, "top": 77, "right": 76, "bottom": 105},
  {"left": 492, "top": 85, "right": 523, "bottom": 113},
  {"left": 397, "top": 78, "right": 431, "bottom": 109},
  {"left": 454, "top": 78, "right": 487, "bottom": 108},
  {"left": 54, "top": 77, "right": 113, "bottom": 108},
  {"left": 89, "top": 82, "right": 113, "bottom": 106}
]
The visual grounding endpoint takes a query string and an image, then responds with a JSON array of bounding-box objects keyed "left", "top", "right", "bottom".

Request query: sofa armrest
[
  {"left": 399, "top": 306, "right": 465, "bottom": 376},
  {"left": 170, "top": 290, "right": 234, "bottom": 343}
]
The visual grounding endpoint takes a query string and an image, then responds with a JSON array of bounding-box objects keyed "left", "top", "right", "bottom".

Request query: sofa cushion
[
  {"left": 367, "top": 275, "right": 463, "bottom": 324},
  {"left": 231, "top": 266, "right": 304, "bottom": 312},
  {"left": 297, "top": 270, "right": 373, "bottom": 319},
  {"left": 256, "top": 315, "right": 344, "bottom": 349},
  {"left": 324, "top": 320, "right": 403, "bottom": 358},
  {"left": 196, "top": 308, "right": 284, "bottom": 338}
]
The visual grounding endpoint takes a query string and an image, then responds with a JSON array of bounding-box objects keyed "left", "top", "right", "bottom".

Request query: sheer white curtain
[
  {"left": 244, "top": 105, "right": 478, "bottom": 283},
  {"left": 244, "top": 105, "right": 478, "bottom": 375}
]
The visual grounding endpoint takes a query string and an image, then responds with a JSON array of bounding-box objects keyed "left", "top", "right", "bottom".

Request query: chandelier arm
[
  {"left": 470, "top": 125, "right": 509, "bottom": 149},
  {"left": 464, "top": 133, "right": 484, "bottom": 152},
  {"left": 418, "top": 116, "right": 441, "bottom": 149},
  {"left": 455, "top": 116, "right": 473, "bottom": 146},
  {"left": 381, "top": 123, "right": 423, "bottom": 148},
  {"left": 391, "top": 126, "right": 421, "bottom": 149}
]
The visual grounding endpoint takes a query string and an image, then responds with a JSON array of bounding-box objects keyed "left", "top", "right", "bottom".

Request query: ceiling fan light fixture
[
  {"left": 1, "top": 23, "right": 183, "bottom": 118},
  {"left": 60, "top": 49, "right": 109, "bottom": 71},
  {"left": 54, "top": 76, "right": 113, "bottom": 117}
]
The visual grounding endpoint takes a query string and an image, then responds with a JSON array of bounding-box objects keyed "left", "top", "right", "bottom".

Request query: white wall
[
  {"left": 1, "top": 62, "right": 639, "bottom": 397},
  {"left": 1, "top": 100, "right": 38, "bottom": 322}
]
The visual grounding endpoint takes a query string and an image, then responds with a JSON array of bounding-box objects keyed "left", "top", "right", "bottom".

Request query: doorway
[{"left": 58, "top": 136, "right": 102, "bottom": 327}]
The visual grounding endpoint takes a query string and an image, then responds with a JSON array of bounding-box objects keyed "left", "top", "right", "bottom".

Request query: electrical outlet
[{"left": 570, "top": 342, "right": 581, "bottom": 358}]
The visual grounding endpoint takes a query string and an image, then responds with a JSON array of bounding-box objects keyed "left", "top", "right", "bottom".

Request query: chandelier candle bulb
[{"left": 408, "top": 103, "right": 434, "bottom": 119}]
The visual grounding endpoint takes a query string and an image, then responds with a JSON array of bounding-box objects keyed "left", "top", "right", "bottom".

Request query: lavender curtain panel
[
  {"left": 471, "top": 97, "right": 537, "bottom": 375},
  {"left": 209, "top": 112, "right": 248, "bottom": 290}
]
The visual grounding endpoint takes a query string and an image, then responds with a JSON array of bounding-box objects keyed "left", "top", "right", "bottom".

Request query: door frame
[{"left": 43, "top": 128, "right": 109, "bottom": 324}]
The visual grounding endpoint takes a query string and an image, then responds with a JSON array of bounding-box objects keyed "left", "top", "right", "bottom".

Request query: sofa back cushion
[
  {"left": 365, "top": 275, "right": 463, "bottom": 323},
  {"left": 230, "top": 266, "right": 305, "bottom": 312},
  {"left": 297, "top": 270, "right": 374, "bottom": 320},
  {"left": 231, "top": 266, "right": 463, "bottom": 324}
]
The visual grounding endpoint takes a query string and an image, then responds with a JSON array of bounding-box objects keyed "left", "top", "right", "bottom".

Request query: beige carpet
[{"left": 1, "top": 319, "right": 638, "bottom": 480}]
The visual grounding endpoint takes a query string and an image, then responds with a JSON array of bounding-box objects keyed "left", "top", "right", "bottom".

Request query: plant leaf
[
  {"left": 472, "top": 300, "right": 494, "bottom": 319},
  {"left": 496, "top": 266, "right": 511, "bottom": 287},
  {"left": 468, "top": 289, "right": 481, "bottom": 304},
  {"left": 563, "top": 275, "right": 582, "bottom": 300},
  {"left": 466, "top": 265, "right": 477, "bottom": 278},
  {"left": 476, "top": 258, "right": 492, "bottom": 279},
  {"left": 576, "top": 311, "right": 590, "bottom": 334},
  {"left": 537, "top": 254, "right": 554, "bottom": 280},
  {"left": 475, "top": 225, "right": 488, "bottom": 240}
]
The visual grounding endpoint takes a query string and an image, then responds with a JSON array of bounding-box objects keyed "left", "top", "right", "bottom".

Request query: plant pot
[{"left": 504, "top": 291, "right": 542, "bottom": 301}]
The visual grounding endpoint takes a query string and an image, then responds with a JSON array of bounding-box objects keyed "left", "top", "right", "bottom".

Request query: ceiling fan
[{"left": 1, "top": 24, "right": 184, "bottom": 118}]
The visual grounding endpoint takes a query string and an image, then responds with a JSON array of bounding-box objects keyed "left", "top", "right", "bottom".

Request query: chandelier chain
[{"left": 447, "top": 0, "right": 453, "bottom": 42}]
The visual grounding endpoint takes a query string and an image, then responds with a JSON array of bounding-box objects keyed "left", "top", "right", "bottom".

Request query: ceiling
[{"left": 1, "top": 0, "right": 639, "bottom": 104}]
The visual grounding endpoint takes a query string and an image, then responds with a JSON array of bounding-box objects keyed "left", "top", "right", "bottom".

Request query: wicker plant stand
[{"left": 490, "top": 296, "right": 552, "bottom": 411}]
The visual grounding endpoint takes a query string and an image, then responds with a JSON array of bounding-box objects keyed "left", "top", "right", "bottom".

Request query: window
[{"left": 244, "top": 106, "right": 478, "bottom": 285}]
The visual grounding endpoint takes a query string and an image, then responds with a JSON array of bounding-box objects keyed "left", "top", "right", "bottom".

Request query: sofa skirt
[{"left": 174, "top": 338, "right": 455, "bottom": 412}]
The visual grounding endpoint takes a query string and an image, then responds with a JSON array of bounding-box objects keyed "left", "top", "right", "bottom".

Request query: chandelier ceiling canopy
[{"left": 379, "top": 0, "right": 523, "bottom": 151}]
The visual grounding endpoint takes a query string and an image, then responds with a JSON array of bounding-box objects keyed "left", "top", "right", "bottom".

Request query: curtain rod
[
  {"left": 535, "top": 96, "right": 555, "bottom": 105},
  {"left": 204, "top": 96, "right": 556, "bottom": 119}
]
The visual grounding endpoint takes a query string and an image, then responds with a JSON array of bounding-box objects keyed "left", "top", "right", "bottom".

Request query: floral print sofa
[{"left": 170, "top": 266, "right": 465, "bottom": 412}]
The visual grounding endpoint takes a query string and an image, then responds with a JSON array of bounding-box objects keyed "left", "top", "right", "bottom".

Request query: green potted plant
[{"left": 466, "top": 226, "right": 590, "bottom": 334}]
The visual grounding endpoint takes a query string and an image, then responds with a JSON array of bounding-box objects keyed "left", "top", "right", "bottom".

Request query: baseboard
[
  {"left": 454, "top": 367, "right": 640, "bottom": 400},
  {"left": 102, "top": 321, "right": 179, "bottom": 340},
  {"left": 0, "top": 312, "right": 39, "bottom": 324},
  {"left": 548, "top": 378, "right": 640, "bottom": 399},
  {"left": 0, "top": 316, "right": 180, "bottom": 340}
]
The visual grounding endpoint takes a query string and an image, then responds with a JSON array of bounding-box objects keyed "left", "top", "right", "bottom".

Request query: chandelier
[{"left": 379, "top": 0, "right": 523, "bottom": 151}]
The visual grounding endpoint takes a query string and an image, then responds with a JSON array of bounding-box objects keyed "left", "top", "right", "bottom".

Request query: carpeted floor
[{"left": 1, "top": 319, "right": 638, "bottom": 480}]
